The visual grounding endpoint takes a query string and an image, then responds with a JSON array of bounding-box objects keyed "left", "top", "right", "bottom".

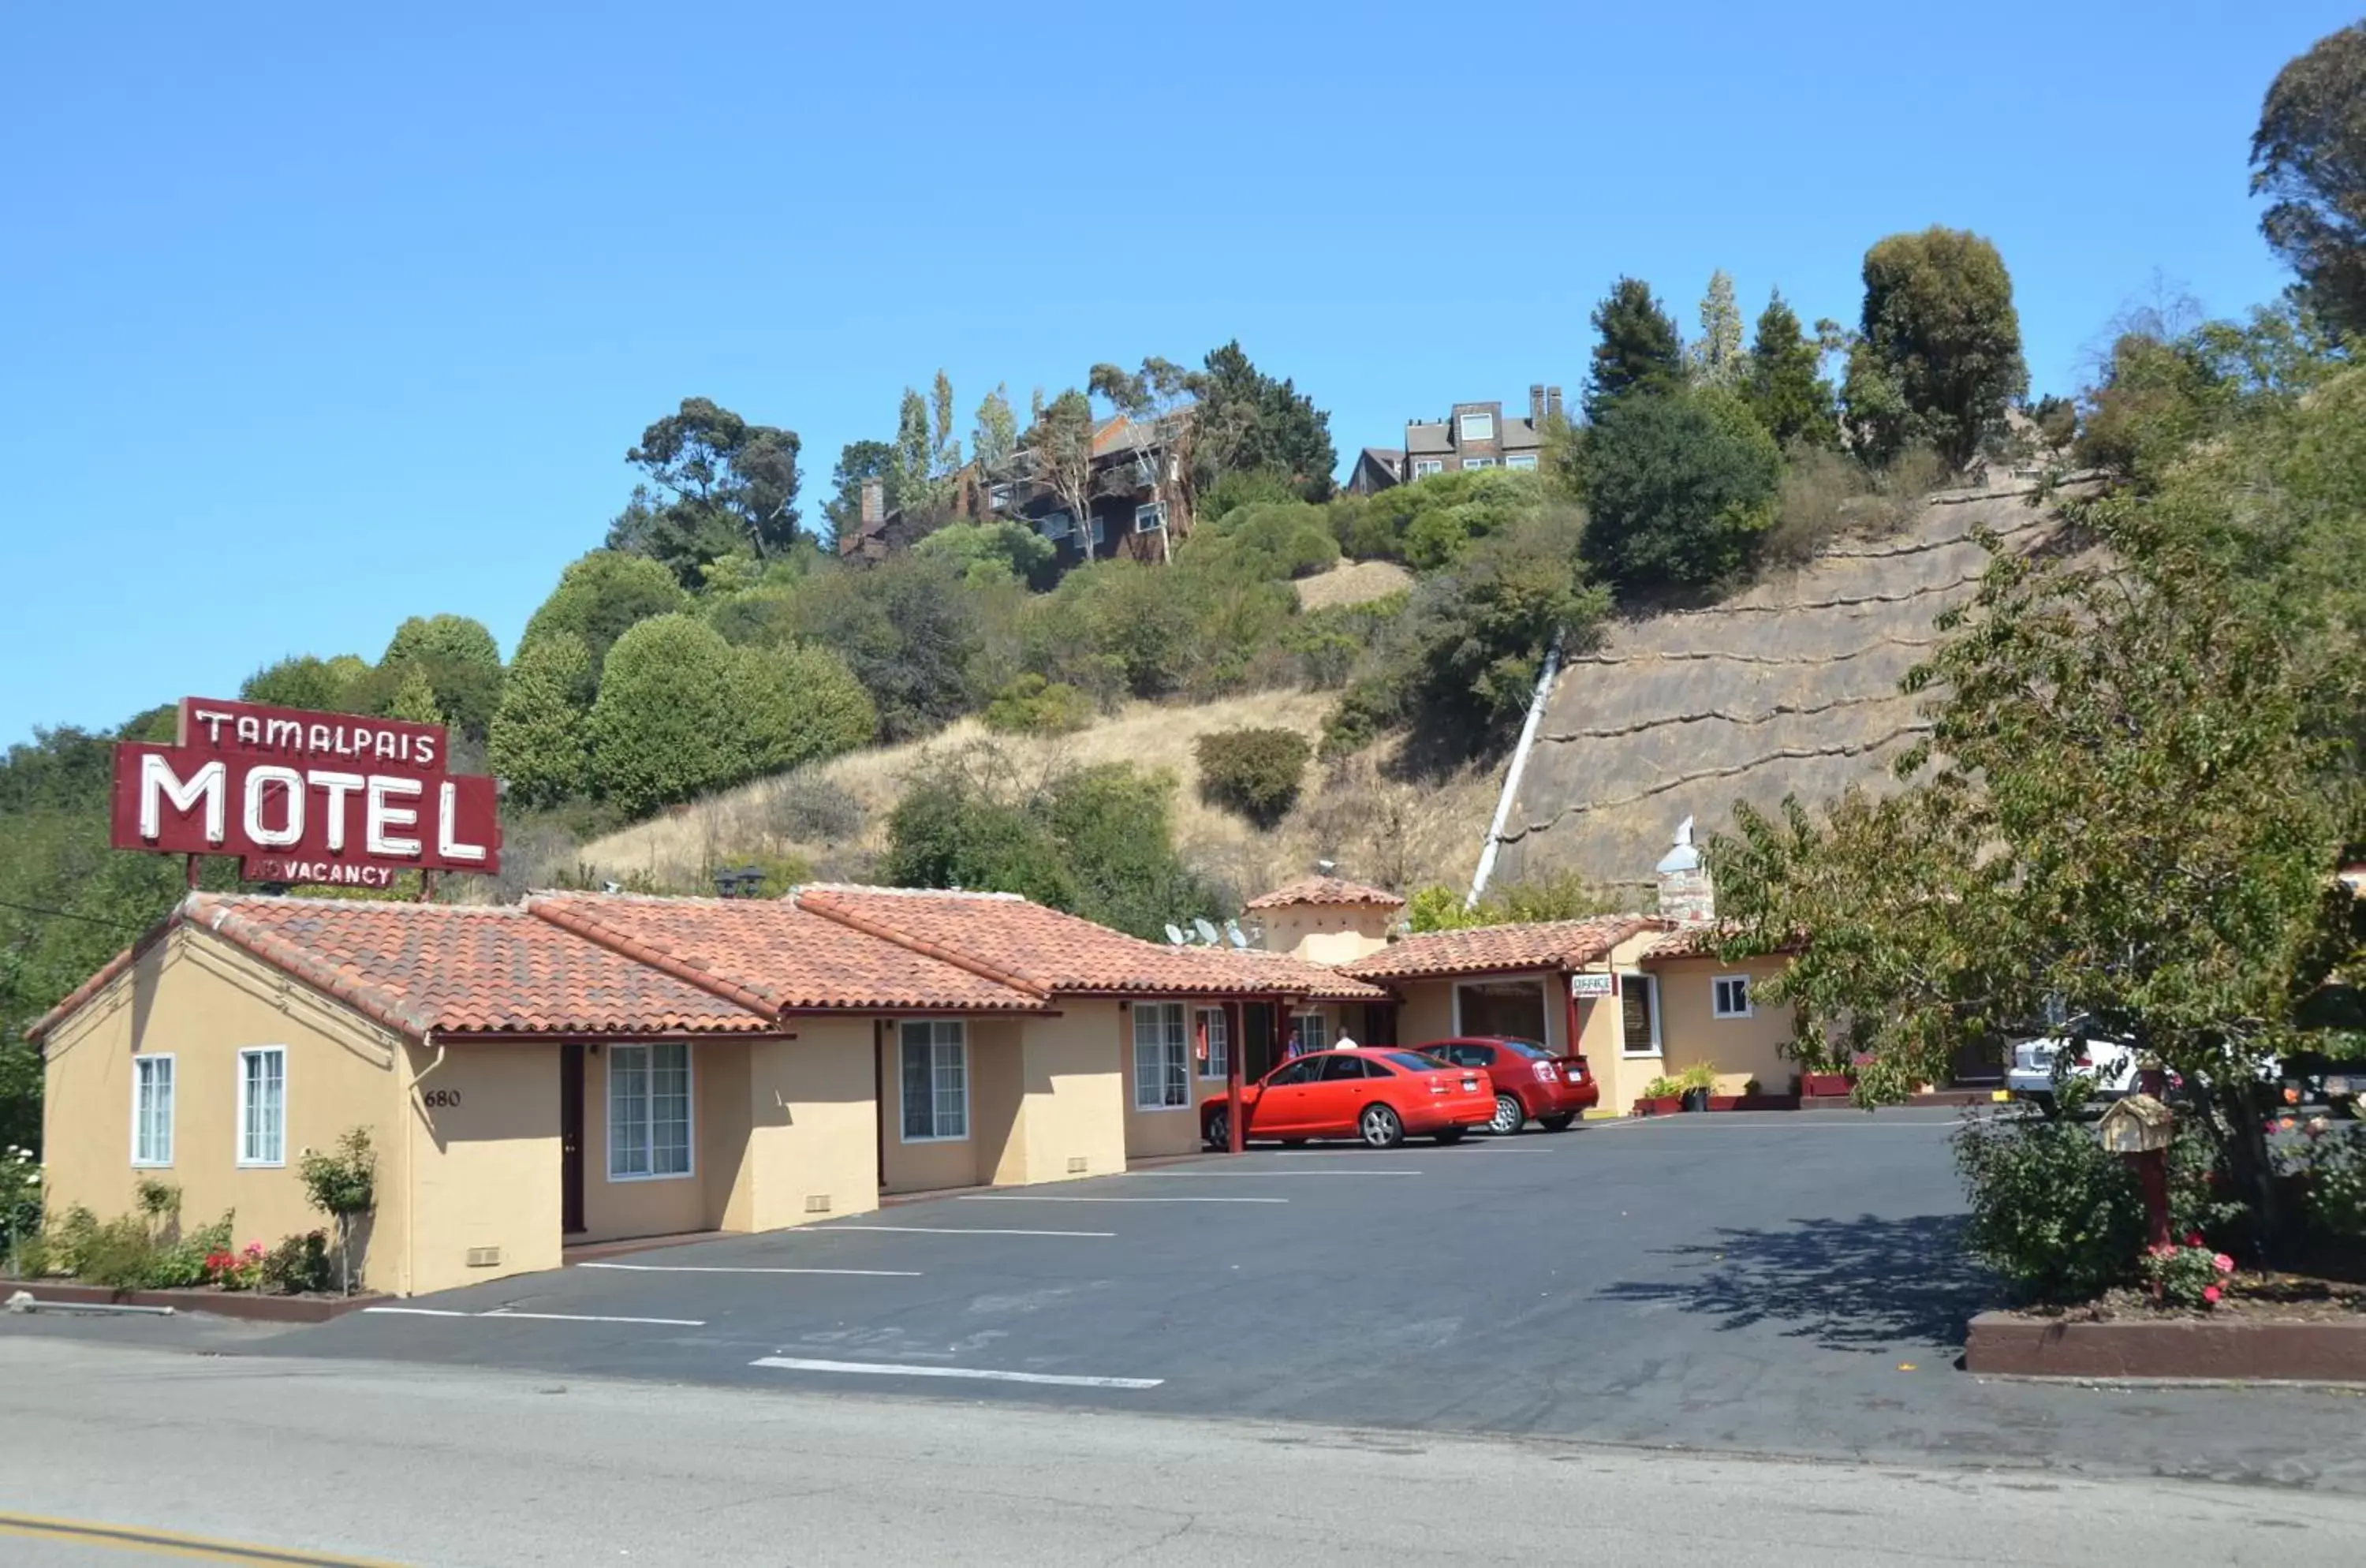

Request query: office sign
[
  {"left": 1566, "top": 973, "right": 1617, "bottom": 999},
  {"left": 110, "top": 698, "right": 501, "bottom": 887}
]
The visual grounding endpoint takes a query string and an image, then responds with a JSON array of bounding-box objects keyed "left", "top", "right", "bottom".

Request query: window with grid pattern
[
  {"left": 132, "top": 1056, "right": 174, "bottom": 1167},
  {"left": 1133, "top": 1002, "right": 1190, "bottom": 1109},
  {"left": 1712, "top": 976, "right": 1752, "bottom": 1018},
  {"left": 1196, "top": 1008, "right": 1230, "bottom": 1080},
  {"left": 901, "top": 1021, "right": 968, "bottom": 1141},
  {"left": 237, "top": 1047, "right": 284, "bottom": 1165},
  {"left": 609, "top": 1043, "right": 692, "bottom": 1178},
  {"left": 1292, "top": 1013, "right": 1328, "bottom": 1053}
]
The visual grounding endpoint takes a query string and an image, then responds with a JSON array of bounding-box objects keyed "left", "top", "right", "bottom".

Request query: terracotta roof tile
[
  {"left": 793, "top": 886, "right": 1387, "bottom": 999},
  {"left": 1337, "top": 915, "right": 1669, "bottom": 982},
  {"left": 1642, "top": 922, "right": 1805, "bottom": 961},
  {"left": 1245, "top": 875, "right": 1405, "bottom": 911},
  {"left": 527, "top": 893, "right": 1050, "bottom": 1013}
]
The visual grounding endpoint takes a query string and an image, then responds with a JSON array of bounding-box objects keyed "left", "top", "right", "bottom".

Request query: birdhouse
[{"left": 2097, "top": 1094, "right": 2174, "bottom": 1155}]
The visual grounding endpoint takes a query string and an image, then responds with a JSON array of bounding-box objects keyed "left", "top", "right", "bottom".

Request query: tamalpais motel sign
[{"left": 110, "top": 697, "right": 501, "bottom": 889}]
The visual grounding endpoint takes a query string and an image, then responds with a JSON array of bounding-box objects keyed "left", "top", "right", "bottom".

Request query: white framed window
[
  {"left": 1619, "top": 975, "right": 1662, "bottom": 1057},
  {"left": 1458, "top": 411, "right": 1495, "bottom": 442},
  {"left": 1290, "top": 1012, "right": 1328, "bottom": 1053},
  {"left": 1196, "top": 1007, "right": 1231, "bottom": 1080},
  {"left": 237, "top": 1047, "right": 285, "bottom": 1167},
  {"left": 608, "top": 1042, "right": 693, "bottom": 1180},
  {"left": 901, "top": 1021, "right": 969, "bottom": 1141},
  {"left": 989, "top": 483, "right": 1015, "bottom": 513},
  {"left": 1037, "top": 510, "right": 1073, "bottom": 539},
  {"left": 1088, "top": 515, "right": 1107, "bottom": 546},
  {"left": 1133, "top": 1002, "right": 1191, "bottom": 1110},
  {"left": 131, "top": 1055, "right": 174, "bottom": 1167},
  {"left": 1135, "top": 501, "right": 1167, "bottom": 534},
  {"left": 1461, "top": 457, "right": 1496, "bottom": 471},
  {"left": 1505, "top": 453, "right": 1538, "bottom": 470},
  {"left": 1713, "top": 975, "right": 1752, "bottom": 1019},
  {"left": 1412, "top": 457, "right": 1443, "bottom": 478}
]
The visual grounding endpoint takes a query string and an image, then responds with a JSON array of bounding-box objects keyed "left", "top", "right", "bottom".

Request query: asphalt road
[
  {"left": 12, "top": 1107, "right": 2361, "bottom": 1491},
  {"left": 3, "top": 1336, "right": 2362, "bottom": 1566}
]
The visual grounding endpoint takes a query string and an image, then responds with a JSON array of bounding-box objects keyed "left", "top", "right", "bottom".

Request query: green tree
[
  {"left": 371, "top": 614, "right": 504, "bottom": 738},
  {"left": 787, "top": 554, "right": 984, "bottom": 741},
  {"left": 1742, "top": 290, "right": 1839, "bottom": 449},
  {"left": 240, "top": 655, "right": 367, "bottom": 713},
  {"left": 912, "top": 520, "right": 1057, "bottom": 588},
  {"left": 821, "top": 439, "right": 896, "bottom": 543},
  {"left": 1584, "top": 277, "right": 1685, "bottom": 423},
  {"left": 887, "top": 373, "right": 962, "bottom": 523},
  {"left": 725, "top": 641, "right": 878, "bottom": 774},
  {"left": 487, "top": 632, "right": 594, "bottom": 808},
  {"left": 971, "top": 385, "right": 1019, "bottom": 491},
  {"left": 2252, "top": 21, "right": 2366, "bottom": 336},
  {"left": 610, "top": 398, "right": 803, "bottom": 584},
  {"left": 1345, "top": 468, "right": 1551, "bottom": 570},
  {"left": 1580, "top": 386, "right": 1781, "bottom": 591},
  {"left": 1186, "top": 341, "right": 1338, "bottom": 502},
  {"left": 386, "top": 666, "right": 445, "bottom": 726},
  {"left": 586, "top": 614, "right": 748, "bottom": 816},
  {"left": 1690, "top": 270, "right": 1746, "bottom": 386},
  {"left": 1017, "top": 389, "right": 1101, "bottom": 554},
  {"left": 518, "top": 551, "right": 692, "bottom": 679},
  {"left": 1847, "top": 228, "right": 2028, "bottom": 466}
]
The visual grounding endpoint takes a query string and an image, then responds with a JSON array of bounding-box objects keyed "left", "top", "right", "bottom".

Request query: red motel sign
[{"left": 110, "top": 698, "right": 502, "bottom": 887}]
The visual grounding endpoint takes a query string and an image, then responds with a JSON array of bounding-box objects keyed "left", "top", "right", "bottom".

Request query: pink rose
[
  {"left": 2202, "top": 1285, "right": 2221, "bottom": 1305},
  {"left": 2212, "top": 1253, "right": 2234, "bottom": 1274},
  {"left": 2184, "top": 1232, "right": 2204, "bottom": 1247}
]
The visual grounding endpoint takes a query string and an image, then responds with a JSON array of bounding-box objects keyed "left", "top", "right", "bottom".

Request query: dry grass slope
[{"left": 1295, "top": 558, "right": 1413, "bottom": 611}]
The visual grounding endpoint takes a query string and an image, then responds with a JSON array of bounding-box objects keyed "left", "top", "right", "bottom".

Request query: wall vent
[
  {"left": 804, "top": 1194, "right": 832, "bottom": 1214},
  {"left": 465, "top": 1246, "right": 502, "bottom": 1268},
  {"left": 1067, "top": 1157, "right": 1088, "bottom": 1174}
]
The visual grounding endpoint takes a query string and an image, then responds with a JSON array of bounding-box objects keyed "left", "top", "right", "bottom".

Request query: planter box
[
  {"left": 0, "top": 1279, "right": 386, "bottom": 1323},
  {"left": 1633, "top": 1096, "right": 1684, "bottom": 1117},
  {"left": 1800, "top": 1073, "right": 1853, "bottom": 1098},
  {"left": 1965, "top": 1310, "right": 2366, "bottom": 1383},
  {"left": 1726, "top": 1093, "right": 1802, "bottom": 1111},
  {"left": 1706, "top": 1095, "right": 1742, "bottom": 1112}
]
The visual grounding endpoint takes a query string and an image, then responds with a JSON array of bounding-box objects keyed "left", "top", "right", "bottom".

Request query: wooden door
[{"left": 560, "top": 1044, "right": 586, "bottom": 1235}]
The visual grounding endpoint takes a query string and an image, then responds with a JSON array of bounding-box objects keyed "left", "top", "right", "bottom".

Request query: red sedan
[
  {"left": 1201, "top": 1048, "right": 1495, "bottom": 1150},
  {"left": 1415, "top": 1036, "right": 1597, "bottom": 1134}
]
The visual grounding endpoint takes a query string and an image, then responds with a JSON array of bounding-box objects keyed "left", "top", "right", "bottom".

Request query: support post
[
  {"left": 185, "top": 854, "right": 200, "bottom": 890},
  {"left": 1226, "top": 999, "right": 1245, "bottom": 1155}
]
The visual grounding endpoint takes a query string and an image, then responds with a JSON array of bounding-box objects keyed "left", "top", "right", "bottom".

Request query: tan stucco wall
[
  {"left": 971, "top": 1017, "right": 1030, "bottom": 1187},
  {"left": 1120, "top": 1000, "right": 1201, "bottom": 1159},
  {"left": 577, "top": 1042, "right": 708, "bottom": 1244},
  {"left": 1650, "top": 954, "right": 1798, "bottom": 1095},
  {"left": 401, "top": 1040, "right": 561, "bottom": 1295},
  {"left": 1256, "top": 907, "right": 1392, "bottom": 963},
  {"left": 1020, "top": 1002, "right": 1128, "bottom": 1181},
  {"left": 39, "top": 928, "right": 411, "bottom": 1292},
  {"left": 741, "top": 1021, "right": 882, "bottom": 1230},
  {"left": 1395, "top": 982, "right": 1456, "bottom": 1049},
  {"left": 877, "top": 1019, "right": 1024, "bottom": 1195}
]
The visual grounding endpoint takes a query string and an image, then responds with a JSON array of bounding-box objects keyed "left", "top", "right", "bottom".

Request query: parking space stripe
[
  {"left": 958, "top": 1194, "right": 1286, "bottom": 1205},
  {"left": 360, "top": 1307, "right": 469, "bottom": 1317},
  {"left": 822, "top": 1224, "right": 1116, "bottom": 1238},
  {"left": 578, "top": 1263, "right": 922, "bottom": 1278},
  {"left": 750, "top": 1356, "right": 1163, "bottom": 1390},
  {"left": 1129, "top": 1168, "right": 1420, "bottom": 1178},
  {"left": 364, "top": 1306, "right": 707, "bottom": 1327}
]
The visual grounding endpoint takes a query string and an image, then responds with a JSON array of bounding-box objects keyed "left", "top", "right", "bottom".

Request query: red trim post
[{"left": 1226, "top": 999, "right": 1245, "bottom": 1155}]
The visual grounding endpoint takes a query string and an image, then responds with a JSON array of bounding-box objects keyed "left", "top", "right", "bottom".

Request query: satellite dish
[
  {"left": 1225, "top": 919, "right": 1249, "bottom": 950},
  {"left": 1164, "top": 924, "right": 1186, "bottom": 946},
  {"left": 1192, "top": 917, "right": 1220, "bottom": 945}
]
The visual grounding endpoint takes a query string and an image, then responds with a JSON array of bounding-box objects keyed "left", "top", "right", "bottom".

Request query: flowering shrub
[
  {"left": 2139, "top": 1237, "right": 2237, "bottom": 1308},
  {"left": 2286, "top": 1117, "right": 2366, "bottom": 1241},
  {"left": 206, "top": 1242, "right": 267, "bottom": 1292},
  {"left": 0, "top": 1144, "right": 40, "bottom": 1262}
]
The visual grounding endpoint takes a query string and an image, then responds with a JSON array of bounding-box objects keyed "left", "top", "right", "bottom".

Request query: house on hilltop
[{"left": 1345, "top": 385, "right": 1561, "bottom": 494}]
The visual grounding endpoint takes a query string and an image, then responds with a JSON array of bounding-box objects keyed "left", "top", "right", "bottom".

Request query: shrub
[
  {"left": 786, "top": 554, "right": 985, "bottom": 741},
  {"left": 983, "top": 674, "right": 1095, "bottom": 737},
  {"left": 259, "top": 1230, "right": 334, "bottom": 1296},
  {"left": 207, "top": 1241, "right": 267, "bottom": 1292},
  {"left": 1580, "top": 386, "right": 1781, "bottom": 592},
  {"left": 0, "top": 1143, "right": 39, "bottom": 1262},
  {"left": 77, "top": 1214, "right": 165, "bottom": 1290},
  {"left": 1763, "top": 444, "right": 1949, "bottom": 568},
  {"left": 489, "top": 632, "right": 594, "bottom": 809},
  {"left": 1283, "top": 598, "right": 1401, "bottom": 690},
  {"left": 519, "top": 551, "right": 692, "bottom": 677},
  {"left": 1953, "top": 1111, "right": 2144, "bottom": 1302},
  {"left": 727, "top": 641, "right": 879, "bottom": 774},
  {"left": 1676, "top": 1062, "right": 1719, "bottom": 1092},
  {"left": 588, "top": 614, "right": 747, "bottom": 816},
  {"left": 1195, "top": 729, "right": 1312, "bottom": 829},
  {"left": 2291, "top": 1118, "right": 2366, "bottom": 1241},
  {"left": 2138, "top": 1241, "right": 2234, "bottom": 1309},
  {"left": 768, "top": 769, "right": 864, "bottom": 843},
  {"left": 300, "top": 1127, "right": 376, "bottom": 1295},
  {"left": 1404, "top": 872, "right": 1625, "bottom": 932}
]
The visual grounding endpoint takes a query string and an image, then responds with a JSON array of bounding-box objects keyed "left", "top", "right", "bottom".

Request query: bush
[
  {"left": 983, "top": 674, "right": 1095, "bottom": 737},
  {"left": 259, "top": 1230, "right": 334, "bottom": 1295},
  {"left": 1195, "top": 729, "right": 1312, "bottom": 828},
  {"left": 520, "top": 551, "right": 692, "bottom": 677},
  {"left": 786, "top": 555, "right": 985, "bottom": 741},
  {"left": 1762, "top": 444, "right": 1950, "bottom": 569},
  {"left": 1185, "top": 502, "right": 1341, "bottom": 581},
  {"left": 0, "top": 1143, "right": 39, "bottom": 1261},
  {"left": 2291, "top": 1118, "right": 2366, "bottom": 1241},
  {"left": 767, "top": 769, "right": 864, "bottom": 843},
  {"left": 1580, "top": 386, "right": 1781, "bottom": 592},
  {"left": 489, "top": 632, "right": 594, "bottom": 809},
  {"left": 76, "top": 1214, "right": 165, "bottom": 1290}
]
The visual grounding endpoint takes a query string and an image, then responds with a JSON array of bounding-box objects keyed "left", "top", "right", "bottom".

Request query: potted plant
[
  {"left": 1677, "top": 1062, "right": 1717, "bottom": 1112},
  {"left": 1635, "top": 1076, "right": 1685, "bottom": 1116}
]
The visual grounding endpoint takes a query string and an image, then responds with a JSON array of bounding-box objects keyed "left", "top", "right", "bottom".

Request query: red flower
[
  {"left": 2184, "top": 1232, "right": 2204, "bottom": 1247},
  {"left": 2201, "top": 1286, "right": 2222, "bottom": 1305}
]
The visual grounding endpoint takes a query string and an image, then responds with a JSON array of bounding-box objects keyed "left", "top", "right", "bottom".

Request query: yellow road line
[{"left": 0, "top": 1513, "right": 409, "bottom": 1566}]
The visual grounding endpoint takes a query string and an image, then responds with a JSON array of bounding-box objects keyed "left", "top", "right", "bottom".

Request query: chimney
[
  {"left": 1546, "top": 386, "right": 1563, "bottom": 422},
  {"left": 1529, "top": 384, "right": 1546, "bottom": 426},
  {"left": 859, "top": 478, "right": 884, "bottom": 526},
  {"left": 1655, "top": 816, "right": 1715, "bottom": 926}
]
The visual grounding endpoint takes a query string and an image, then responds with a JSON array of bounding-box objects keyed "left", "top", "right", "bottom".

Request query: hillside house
[{"left": 1345, "top": 385, "right": 1561, "bottom": 494}]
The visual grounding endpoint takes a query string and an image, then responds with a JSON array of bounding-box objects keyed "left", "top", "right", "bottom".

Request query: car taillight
[
  {"left": 1429, "top": 1080, "right": 1450, "bottom": 1095},
  {"left": 2074, "top": 1053, "right": 2093, "bottom": 1067},
  {"left": 1569, "top": 1058, "right": 1588, "bottom": 1081},
  {"left": 1533, "top": 1062, "right": 1558, "bottom": 1083}
]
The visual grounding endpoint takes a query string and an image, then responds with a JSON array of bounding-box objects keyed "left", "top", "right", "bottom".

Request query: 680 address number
[{"left": 420, "top": 1088, "right": 462, "bottom": 1108}]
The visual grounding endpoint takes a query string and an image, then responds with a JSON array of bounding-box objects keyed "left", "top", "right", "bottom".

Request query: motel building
[{"left": 32, "top": 885, "right": 1379, "bottom": 1297}]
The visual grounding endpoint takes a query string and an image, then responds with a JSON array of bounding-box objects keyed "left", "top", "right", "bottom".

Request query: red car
[
  {"left": 1415, "top": 1036, "right": 1597, "bottom": 1134},
  {"left": 1201, "top": 1047, "right": 1496, "bottom": 1150}
]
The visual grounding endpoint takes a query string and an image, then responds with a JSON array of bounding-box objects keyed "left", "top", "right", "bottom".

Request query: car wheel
[
  {"left": 1360, "top": 1103, "right": 1405, "bottom": 1149},
  {"left": 1488, "top": 1093, "right": 1525, "bottom": 1136},
  {"left": 1204, "top": 1107, "right": 1230, "bottom": 1152},
  {"left": 1435, "top": 1127, "right": 1465, "bottom": 1145},
  {"left": 1539, "top": 1113, "right": 1577, "bottom": 1133}
]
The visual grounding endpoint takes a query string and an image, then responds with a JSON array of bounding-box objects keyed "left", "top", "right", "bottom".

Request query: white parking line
[
  {"left": 958, "top": 1194, "right": 1286, "bottom": 1205},
  {"left": 364, "top": 1306, "right": 707, "bottom": 1327},
  {"left": 1129, "top": 1168, "right": 1420, "bottom": 1178},
  {"left": 751, "top": 1357, "right": 1163, "bottom": 1390},
  {"left": 578, "top": 1263, "right": 922, "bottom": 1278},
  {"left": 823, "top": 1224, "right": 1116, "bottom": 1238}
]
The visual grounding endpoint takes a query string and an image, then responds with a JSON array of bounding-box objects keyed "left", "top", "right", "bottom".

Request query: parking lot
[{"left": 17, "top": 1107, "right": 2366, "bottom": 1488}]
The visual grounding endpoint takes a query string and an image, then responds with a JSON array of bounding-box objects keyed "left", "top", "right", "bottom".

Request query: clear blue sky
[{"left": 1, "top": 2, "right": 2348, "bottom": 745}]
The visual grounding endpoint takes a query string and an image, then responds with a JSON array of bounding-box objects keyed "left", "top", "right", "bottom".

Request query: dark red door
[{"left": 560, "top": 1044, "right": 586, "bottom": 1235}]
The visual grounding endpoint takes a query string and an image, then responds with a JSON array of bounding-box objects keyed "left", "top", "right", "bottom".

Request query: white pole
[{"left": 1466, "top": 640, "right": 1562, "bottom": 909}]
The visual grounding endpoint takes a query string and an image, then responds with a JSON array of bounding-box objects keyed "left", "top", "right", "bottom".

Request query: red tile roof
[
  {"left": 1641, "top": 923, "right": 1803, "bottom": 961},
  {"left": 526, "top": 894, "right": 1049, "bottom": 1013},
  {"left": 1244, "top": 875, "right": 1405, "bottom": 911},
  {"left": 793, "top": 886, "right": 1387, "bottom": 999},
  {"left": 1336, "top": 915, "right": 1669, "bottom": 983},
  {"left": 30, "top": 894, "right": 784, "bottom": 1043}
]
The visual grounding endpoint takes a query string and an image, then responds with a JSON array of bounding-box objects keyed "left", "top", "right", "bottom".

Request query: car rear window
[
  {"left": 1384, "top": 1051, "right": 1449, "bottom": 1072},
  {"left": 1497, "top": 1039, "right": 1556, "bottom": 1060}
]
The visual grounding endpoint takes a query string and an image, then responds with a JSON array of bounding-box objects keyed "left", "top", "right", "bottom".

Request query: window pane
[
  {"left": 651, "top": 1043, "right": 691, "bottom": 1174},
  {"left": 933, "top": 1029, "right": 968, "bottom": 1138},
  {"left": 611, "top": 1045, "right": 650, "bottom": 1176},
  {"left": 1622, "top": 979, "right": 1657, "bottom": 1051},
  {"left": 1162, "top": 1007, "right": 1188, "bottom": 1107},
  {"left": 1294, "top": 1014, "right": 1327, "bottom": 1052},
  {"left": 901, "top": 1029, "right": 934, "bottom": 1138},
  {"left": 1133, "top": 1004, "right": 1169, "bottom": 1108}
]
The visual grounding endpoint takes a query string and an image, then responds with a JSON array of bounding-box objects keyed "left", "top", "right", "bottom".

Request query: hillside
[
  {"left": 1487, "top": 478, "right": 2066, "bottom": 895},
  {"left": 573, "top": 690, "right": 1502, "bottom": 905}
]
